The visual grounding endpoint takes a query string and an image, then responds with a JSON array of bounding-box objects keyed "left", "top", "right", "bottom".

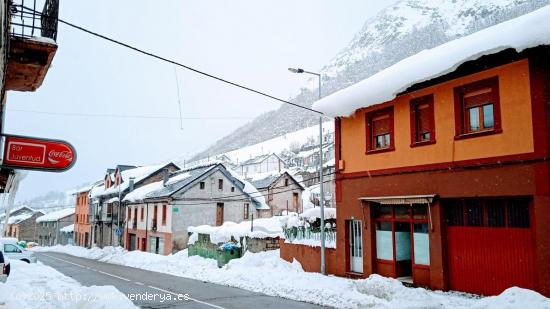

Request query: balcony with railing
[{"left": 6, "top": 0, "right": 59, "bottom": 91}]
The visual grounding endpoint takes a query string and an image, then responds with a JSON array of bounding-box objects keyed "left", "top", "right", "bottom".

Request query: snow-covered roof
[
  {"left": 123, "top": 164, "right": 216, "bottom": 203},
  {"left": 226, "top": 168, "right": 270, "bottom": 210},
  {"left": 36, "top": 208, "right": 74, "bottom": 223},
  {"left": 313, "top": 6, "right": 550, "bottom": 117},
  {"left": 240, "top": 153, "right": 280, "bottom": 166},
  {"left": 92, "top": 164, "right": 177, "bottom": 198},
  {"left": 249, "top": 170, "right": 304, "bottom": 190},
  {"left": 7, "top": 213, "right": 33, "bottom": 225},
  {"left": 123, "top": 163, "right": 270, "bottom": 209},
  {"left": 60, "top": 224, "right": 74, "bottom": 233}
]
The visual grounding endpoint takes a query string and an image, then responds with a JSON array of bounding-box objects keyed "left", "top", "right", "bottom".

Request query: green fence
[
  {"left": 188, "top": 233, "right": 242, "bottom": 267},
  {"left": 283, "top": 226, "right": 337, "bottom": 244}
]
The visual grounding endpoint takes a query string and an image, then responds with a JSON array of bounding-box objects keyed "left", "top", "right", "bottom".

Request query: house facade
[
  {"left": 36, "top": 208, "right": 75, "bottom": 246},
  {"left": 74, "top": 188, "right": 92, "bottom": 248},
  {"left": 4, "top": 212, "right": 43, "bottom": 242},
  {"left": 250, "top": 171, "right": 304, "bottom": 217},
  {"left": 90, "top": 163, "right": 179, "bottom": 248},
  {"left": 322, "top": 45, "right": 550, "bottom": 297},
  {"left": 124, "top": 163, "right": 268, "bottom": 254},
  {"left": 239, "top": 154, "right": 285, "bottom": 176}
]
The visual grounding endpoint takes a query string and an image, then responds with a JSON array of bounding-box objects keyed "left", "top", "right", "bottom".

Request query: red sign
[{"left": 2, "top": 135, "right": 76, "bottom": 172}]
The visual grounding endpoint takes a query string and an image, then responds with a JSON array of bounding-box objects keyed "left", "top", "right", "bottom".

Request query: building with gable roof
[{"left": 123, "top": 163, "right": 269, "bottom": 254}]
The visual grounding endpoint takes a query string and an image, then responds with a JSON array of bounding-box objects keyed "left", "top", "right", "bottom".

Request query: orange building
[
  {"left": 74, "top": 189, "right": 92, "bottom": 248},
  {"left": 313, "top": 26, "right": 550, "bottom": 295}
]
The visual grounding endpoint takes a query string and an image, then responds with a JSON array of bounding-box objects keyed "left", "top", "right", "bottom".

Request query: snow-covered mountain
[{"left": 191, "top": 0, "right": 550, "bottom": 161}]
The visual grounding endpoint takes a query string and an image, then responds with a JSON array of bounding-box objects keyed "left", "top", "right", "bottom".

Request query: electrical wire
[
  {"left": 17, "top": 5, "right": 324, "bottom": 115},
  {"left": 6, "top": 109, "right": 254, "bottom": 120}
]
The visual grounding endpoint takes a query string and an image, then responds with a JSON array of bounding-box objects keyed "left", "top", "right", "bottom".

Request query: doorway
[
  {"left": 349, "top": 220, "right": 363, "bottom": 273},
  {"left": 373, "top": 204, "right": 430, "bottom": 283},
  {"left": 216, "top": 203, "right": 224, "bottom": 226},
  {"left": 129, "top": 234, "right": 136, "bottom": 251}
]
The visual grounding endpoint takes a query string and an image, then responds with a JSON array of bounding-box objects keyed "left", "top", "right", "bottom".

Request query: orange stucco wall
[
  {"left": 75, "top": 191, "right": 91, "bottom": 245},
  {"left": 340, "top": 59, "right": 534, "bottom": 173}
]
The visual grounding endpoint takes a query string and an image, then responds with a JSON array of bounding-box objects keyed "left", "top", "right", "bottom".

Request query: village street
[{"left": 35, "top": 252, "right": 322, "bottom": 309}]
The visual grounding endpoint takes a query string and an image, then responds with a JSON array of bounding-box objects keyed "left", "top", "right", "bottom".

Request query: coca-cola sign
[{"left": 2, "top": 135, "right": 76, "bottom": 172}]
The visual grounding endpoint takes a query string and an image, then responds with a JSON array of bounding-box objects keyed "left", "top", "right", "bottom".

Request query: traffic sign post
[{"left": 1, "top": 134, "right": 77, "bottom": 172}]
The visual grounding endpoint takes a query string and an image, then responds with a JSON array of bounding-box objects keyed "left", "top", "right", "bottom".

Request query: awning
[{"left": 359, "top": 194, "right": 436, "bottom": 205}]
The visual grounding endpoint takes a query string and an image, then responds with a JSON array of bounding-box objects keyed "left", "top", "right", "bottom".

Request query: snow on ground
[
  {"left": 0, "top": 260, "right": 136, "bottom": 309},
  {"left": 32, "top": 245, "right": 550, "bottom": 309},
  {"left": 313, "top": 5, "right": 550, "bottom": 117}
]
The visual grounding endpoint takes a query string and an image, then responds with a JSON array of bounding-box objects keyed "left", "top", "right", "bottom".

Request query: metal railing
[
  {"left": 283, "top": 226, "right": 336, "bottom": 244},
  {"left": 10, "top": 0, "right": 59, "bottom": 41}
]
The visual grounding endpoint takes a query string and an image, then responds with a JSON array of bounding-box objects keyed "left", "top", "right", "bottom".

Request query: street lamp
[{"left": 288, "top": 67, "right": 326, "bottom": 275}]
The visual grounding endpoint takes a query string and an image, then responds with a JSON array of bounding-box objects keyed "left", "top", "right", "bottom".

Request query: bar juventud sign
[{"left": 1, "top": 134, "right": 76, "bottom": 172}]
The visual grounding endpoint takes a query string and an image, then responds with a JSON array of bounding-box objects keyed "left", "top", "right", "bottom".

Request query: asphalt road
[{"left": 36, "top": 252, "right": 324, "bottom": 309}]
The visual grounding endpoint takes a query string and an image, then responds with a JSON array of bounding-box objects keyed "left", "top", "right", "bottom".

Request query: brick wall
[{"left": 279, "top": 239, "right": 338, "bottom": 274}]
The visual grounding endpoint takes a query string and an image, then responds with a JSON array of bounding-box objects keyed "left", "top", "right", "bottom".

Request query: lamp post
[{"left": 288, "top": 67, "right": 326, "bottom": 275}]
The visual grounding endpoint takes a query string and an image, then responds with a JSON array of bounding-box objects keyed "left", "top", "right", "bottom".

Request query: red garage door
[{"left": 445, "top": 198, "right": 536, "bottom": 295}]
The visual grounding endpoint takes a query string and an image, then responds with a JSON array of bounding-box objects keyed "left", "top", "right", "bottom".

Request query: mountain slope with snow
[{"left": 191, "top": 0, "right": 550, "bottom": 160}]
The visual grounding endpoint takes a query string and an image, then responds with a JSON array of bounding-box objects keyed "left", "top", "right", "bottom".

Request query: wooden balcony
[
  {"left": 6, "top": 0, "right": 59, "bottom": 92},
  {"left": 5, "top": 36, "right": 57, "bottom": 91}
]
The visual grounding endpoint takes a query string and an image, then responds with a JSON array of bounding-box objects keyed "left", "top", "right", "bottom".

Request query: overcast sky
[{"left": 6, "top": 0, "right": 395, "bottom": 203}]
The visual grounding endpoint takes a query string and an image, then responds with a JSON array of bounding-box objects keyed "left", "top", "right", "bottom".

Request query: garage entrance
[{"left": 444, "top": 198, "right": 536, "bottom": 295}]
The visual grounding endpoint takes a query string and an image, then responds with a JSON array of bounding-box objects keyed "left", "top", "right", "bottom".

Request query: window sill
[
  {"left": 365, "top": 147, "right": 395, "bottom": 155},
  {"left": 410, "top": 140, "right": 436, "bottom": 148},
  {"left": 454, "top": 128, "right": 502, "bottom": 140}
]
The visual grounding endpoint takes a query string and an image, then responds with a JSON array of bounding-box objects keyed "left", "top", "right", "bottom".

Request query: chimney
[
  {"left": 128, "top": 177, "right": 135, "bottom": 192},
  {"left": 163, "top": 168, "right": 169, "bottom": 187}
]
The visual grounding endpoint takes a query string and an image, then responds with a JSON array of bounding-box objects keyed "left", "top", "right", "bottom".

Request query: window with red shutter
[
  {"left": 366, "top": 107, "right": 394, "bottom": 153},
  {"left": 410, "top": 94, "right": 435, "bottom": 146},
  {"left": 162, "top": 205, "right": 167, "bottom": 225}
]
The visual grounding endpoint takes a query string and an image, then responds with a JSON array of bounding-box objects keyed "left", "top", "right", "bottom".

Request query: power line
[
  {"left": 18, "top": 5, "right": 324, "bottom": 115},
  {"left": 7, "top": 109, "right": 254, "bottom": 120}
]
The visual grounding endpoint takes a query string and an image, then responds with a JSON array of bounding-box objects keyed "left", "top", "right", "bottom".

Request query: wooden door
[{"left": 216, "top": 203, "right": 224, "bottom": 226}]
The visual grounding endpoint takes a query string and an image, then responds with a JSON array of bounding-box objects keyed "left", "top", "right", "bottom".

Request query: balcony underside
[{"left": 5, "top": 36, "right": 57, "bottom": 91}]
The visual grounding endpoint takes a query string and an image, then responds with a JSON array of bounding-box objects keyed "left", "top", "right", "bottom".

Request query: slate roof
[
  {"left": 250, "top": 171, "right": 305, "bottom": 190},
  {"left": 240, "top": 153, "right": 281, "bottom": 166}
]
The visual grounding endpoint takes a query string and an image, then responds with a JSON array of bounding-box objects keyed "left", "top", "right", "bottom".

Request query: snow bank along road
[{"left": 36, "top": 252, "right": 323, "bottom": 309}]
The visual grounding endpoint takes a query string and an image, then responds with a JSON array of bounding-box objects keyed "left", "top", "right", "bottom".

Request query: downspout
[{"left": 144, "top": 202, "right": 149, "bottom": 252}]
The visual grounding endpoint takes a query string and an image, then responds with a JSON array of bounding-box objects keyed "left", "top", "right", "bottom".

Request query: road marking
[
  {"left": 135, "top": 281, "right": 144, "bottom": 286},
  {"left": 41, "top": 254, "right": 129, "bottom": 281},
  {"left": 97, "top": 270, "right": 131, "bottom": 282},
  {"left": 148, "top": 285, "right": 226, "bottom": 309},
  {"left": 40, "top": 253, "right": 226, "bottom": 309},
  {"left": 41, "top": 253, "right": 87, "bottom": 269}
]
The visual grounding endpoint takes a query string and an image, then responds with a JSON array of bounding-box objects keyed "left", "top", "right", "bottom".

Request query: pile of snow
[
  {"left": 0, "top": 260, "right": 136, "bottom": 309},
  {"left": 188, "top": 217, "right": 284, "bottom": 245},
  {"left": 301, "top": 187, "right": 315, "bottom": 210},
  {"left": 36, "top": 208, "right": 74, "bottom": 223},
  {"left": 60, "top": 224, "right": 74, "bottom": 233},
  {"left": 301, "top": 207, "right": 337, "bottom": 222},
  {"left": 33, "top": 245, "right": 550, "bottom": 308},
  {"left": 313, "top": 5, "right": 550, "bottom": 117}
]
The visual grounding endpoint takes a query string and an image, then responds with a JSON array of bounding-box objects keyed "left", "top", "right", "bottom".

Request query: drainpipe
[{"left": 144, "top": 202, "right": 149, "bottom": 252}]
